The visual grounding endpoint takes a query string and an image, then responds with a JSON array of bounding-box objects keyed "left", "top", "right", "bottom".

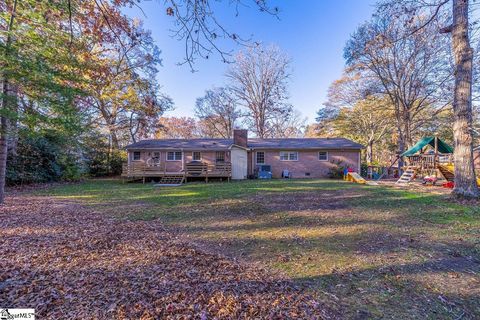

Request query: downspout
[
  {"left": 182, "top": 148, "right": 185, "bottom": 172},
  {"left": 358, "top": 149, "right": 361, "bottom": 175},
  {"left": 251, "top": 149, "right": 255, "bottom": 176},
  {"left": 434, "top": 134, "right": 439, "bottom": 177}
]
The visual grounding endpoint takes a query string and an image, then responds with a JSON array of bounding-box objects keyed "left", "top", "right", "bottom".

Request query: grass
[{"left": 40, "top": 178, "right": 480, "bottom": 319}]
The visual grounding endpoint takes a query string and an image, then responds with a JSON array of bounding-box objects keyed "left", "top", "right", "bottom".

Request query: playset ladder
[{"left": 396, "top": 167, "right": 417, "bottom": 184}]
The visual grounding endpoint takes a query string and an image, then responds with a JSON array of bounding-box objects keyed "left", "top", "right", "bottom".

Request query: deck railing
[
  {"left": 121, "top": 162, "right": 166, "bottom": 177},
  {"left": 122, "top": 161, "right": 231, "bottom": 179},
  {"left": 405, "top": 154, "right": 453, "bottom": 168}
]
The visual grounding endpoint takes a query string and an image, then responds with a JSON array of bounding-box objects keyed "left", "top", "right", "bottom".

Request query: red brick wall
[
  {"left": 233, "top": 129, "right": 248, "bottom": 148},
  {"left": 249, "top": 149, "right": 360, "bottom": 179},
  {"left": 128, "top": 148, "right": 360, "bottom": 178}
]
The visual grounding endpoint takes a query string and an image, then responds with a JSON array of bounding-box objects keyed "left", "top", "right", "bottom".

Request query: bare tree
[
  {"left": 334, "top": 97, "right": 394, "bottom": 164},
  {"left": 128, "top": 93, "right": 174, "bottom": 143},
  {"left": 345, "top": 8, "right": 453, "bottom": 169},
  {"left": 267, "top": 108, "right": 307, "bottom": 138},
  {"left": 162, "top": 0, "right": 278, "bottom": 69},
  {"left": 195, "top": 87, "right": 243, "bottom": 138},
  {"left": 325, "top": 71, "right": 377, "bottom": 108},
  {"left": 379, "top": 0, "right": 478, "bottom": 197},
  {"left": 76, "top": 2, "right": 173, "bottom": 149},
  {"left": 156, "top": 116, "right": 202, "bottom": 139},
  {"left": 226, "top": 44, "right": 291, "bottom": 138}
]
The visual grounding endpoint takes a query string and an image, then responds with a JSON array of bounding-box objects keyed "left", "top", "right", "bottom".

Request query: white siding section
[{"left": 231, "top": 147, "right": 248, "bottom": 180}]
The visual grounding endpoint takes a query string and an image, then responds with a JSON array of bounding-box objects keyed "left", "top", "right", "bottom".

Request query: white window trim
[
  {"left": 167, "top": 151, "right": 183, "bottom": 161},
  {"left": 132, "top": 151, "right": 141, "bottom": 161},
  {"left": 192, "top": 151, "right": 202, "bottom": 161},
  {"left": 318, "top": 151, "right": 329, "bottom": 161},
  {"left": 280, "top": 151, "right": 299, "bottom": 161},
  {"left": 256, "top": 151, "right": 265, "bottom": 164}
]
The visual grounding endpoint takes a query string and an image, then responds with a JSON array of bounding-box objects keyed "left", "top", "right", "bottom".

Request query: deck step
[
  {"left": 159, "top": 174, "right": 185, "bottom": 185},
  {"left": 396, "top": 168, "right": 417, "bottom": 184}
]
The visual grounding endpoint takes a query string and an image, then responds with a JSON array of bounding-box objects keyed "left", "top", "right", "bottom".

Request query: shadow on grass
[
  {"left": 8, "top": 179, "right": 480, "bottom": 319},
  {"left": 293, "top": 256, "right": 480, "bottom": 319}
]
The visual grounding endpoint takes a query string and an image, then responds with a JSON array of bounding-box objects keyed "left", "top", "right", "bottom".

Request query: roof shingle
[
  {"left": 125, "top": 137, "right": 364, "bottom": 150},
  {"left": 247, "top": 138, "right": 364, "bottom": 149}
]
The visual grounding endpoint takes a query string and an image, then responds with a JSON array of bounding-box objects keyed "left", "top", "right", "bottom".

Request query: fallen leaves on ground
[{"left": 0, "top": 194, "right": 335, "bottom": 319}]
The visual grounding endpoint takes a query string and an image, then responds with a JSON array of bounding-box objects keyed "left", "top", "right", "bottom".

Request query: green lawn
[{"left": 41, "top": 179, "right": 480, "bottom": 319}]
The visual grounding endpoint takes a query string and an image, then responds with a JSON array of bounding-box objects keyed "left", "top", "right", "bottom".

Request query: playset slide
[
  {"left": 345, "top": 172, "right": 378, "bottom": 186},
  {"left": 438, "top": 164, "right": 480, "bottom": 186}
]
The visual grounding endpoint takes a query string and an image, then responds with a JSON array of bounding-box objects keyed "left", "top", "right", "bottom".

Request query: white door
[{"left": 231, "top": 148, "right": 248, "bottom": 180}]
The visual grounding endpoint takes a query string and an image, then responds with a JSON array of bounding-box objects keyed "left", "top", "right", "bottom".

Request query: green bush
[
  {"left": 6, "top": 132, "right": 84, "bottom": 185},
  {"left": 83, "top": 134, "right": 126, "bottom": 176},
  {"left": 327, "top": 160, "right": 345, "bottom": 179},
  {"left": 361, "top": 162, "right": 369, "bottom": 177}
]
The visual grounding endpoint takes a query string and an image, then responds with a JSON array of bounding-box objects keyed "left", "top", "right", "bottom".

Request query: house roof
[
  {"left": 125, "top": 139, "right": 232, "bottom": 150},
  {"left": 247, "top": 138, "right": 364, "bottom": 150},
  {"left": 125, "top": 137, "right": 364, "bottom": 150}
]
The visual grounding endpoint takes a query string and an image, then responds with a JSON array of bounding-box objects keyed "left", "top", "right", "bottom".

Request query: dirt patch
[
  {"left": 250, "top": 189, "right": 367, "bottom": 211},
  {"left": 377, "top": 180, "right": 453, "bottom": 195},
  {"left": 160, "top": 185, "right": 480, "bottom": 319},
  {"left": 0, "top": 193, "right": 338, "bottom": 319}
]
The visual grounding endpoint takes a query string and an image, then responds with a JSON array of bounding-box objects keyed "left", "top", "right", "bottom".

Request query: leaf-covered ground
[
  {"left": 2, "top": 179, "right": 480, "bottom": 319},
  {"left": 0, "top": 193, "right": 333, "bottom": 319}
]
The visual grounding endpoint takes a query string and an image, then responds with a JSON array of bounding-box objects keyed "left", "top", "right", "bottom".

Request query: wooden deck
[
  {"left": 405, "top": 154, "right": 453, "bottom": 169},
  {"left": 122, "top": 162, "right": 232, "bottom": 183},
  {"left": 399, "top": 154, "right": 454, "bottom": 183}
]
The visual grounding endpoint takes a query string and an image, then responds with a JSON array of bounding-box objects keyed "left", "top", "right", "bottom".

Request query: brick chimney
[{"left": 233, "top": 129, "right": 248, "bottom": 148}]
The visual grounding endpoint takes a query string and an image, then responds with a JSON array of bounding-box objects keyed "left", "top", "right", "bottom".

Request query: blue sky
[{"left": 125, "top": 1, "right": 377, "bottom": 123}]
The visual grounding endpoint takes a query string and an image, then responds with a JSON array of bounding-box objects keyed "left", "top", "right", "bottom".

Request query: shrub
[
  {"left": 327, "top": 160, "right": 345, "bottom": 179},
  {"left": 6, "top": 132, "right": 84, "bottom": 185},
  {"left": 83, "top": 134, "right": 127, "bottom": 176}
]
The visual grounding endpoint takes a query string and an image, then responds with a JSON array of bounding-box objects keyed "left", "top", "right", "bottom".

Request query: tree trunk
[
  {"left": 451, "top": 0, "right": 479, "bottom": 198},
  {"left": 366, "top": 140, "right": 374, "bottom": 165},
  {"left": 7, "top": 84, "right": 18, "bottom": 156},
  {"left": 0, "top": 79, "right": 9, "bottom": 204},
  {"left": 110, "top": 130, "right": 119, "bottom": 149},
  {"left": 0, "top": 0, "right": 17, "bottom": 204},
  {"left": 397, "top": 129, "right": 406, "bottom": 174}
]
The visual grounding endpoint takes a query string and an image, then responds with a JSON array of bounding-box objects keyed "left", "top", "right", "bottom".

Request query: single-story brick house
[{"left": 124, "top": 130, "right": 363, "bottom": 180}]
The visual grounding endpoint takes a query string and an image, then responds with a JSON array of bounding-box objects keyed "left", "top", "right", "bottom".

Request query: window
[
  {"left": 280, "top": 151, "right": 298, "bottom": 161},
  {"left": 133, "top": 151, "right": 141, "bottom": 161},
  {"left": 256, "top": 152, "right": 265, "bottom": 164},
  {"left": 318, "top": 151, "right": 328, "bottom": 161},
  {"left": 192, "top": 151, "right": 201, "bottom": 161},
  {"left": 216, "top": 151, "right": 225, "bottom": 163},
  {"left": 167, "top": 151, "right": 182, "bottom": 161}
]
